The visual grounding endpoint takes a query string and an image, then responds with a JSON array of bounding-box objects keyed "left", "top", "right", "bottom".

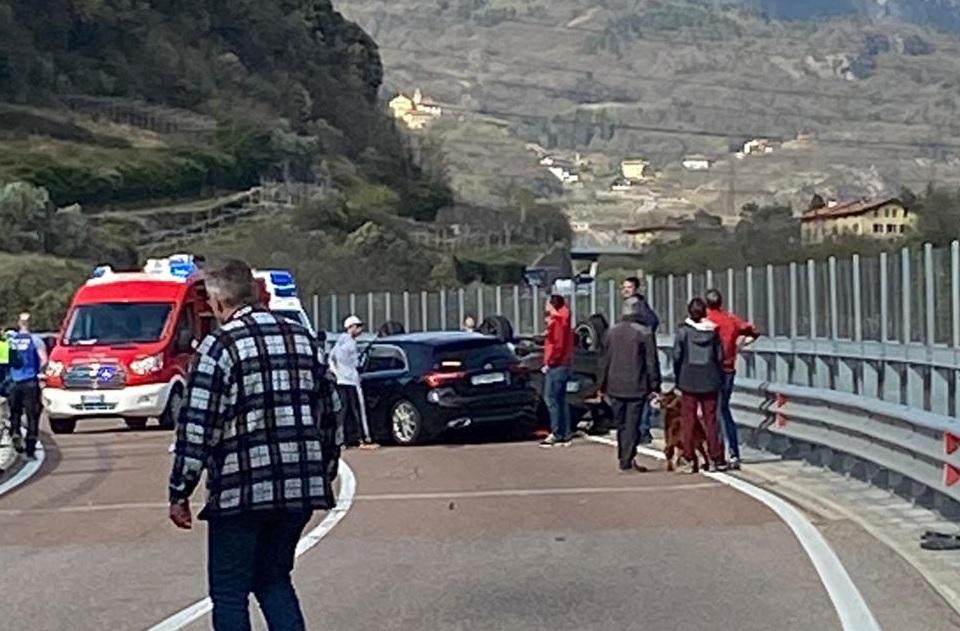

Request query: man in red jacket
[
  {"left": 705, "top": 289, "right": 761, "bottom": 469},
  {"left": 540, "top": 294, "right": 575, "bottom": 447}
]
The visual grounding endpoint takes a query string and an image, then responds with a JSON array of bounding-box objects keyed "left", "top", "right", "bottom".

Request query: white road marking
[
  {"left": 145, "top": 461, "right": 357, "bottom": 631},
  {"left": 354, "top": 483, "right": 718, "bottom": 501},
  {"left": 0, "top": 438, "right": 45, "bottom": 499},
  {"left": 0, "top": 482, "right": 718, "bottom": 516},
  {"left": 584, "top": 434, "right": 881, "bottom": 631}
]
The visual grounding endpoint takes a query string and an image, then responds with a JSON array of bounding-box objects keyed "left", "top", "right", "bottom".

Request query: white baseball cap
[{"left": 343, "top": 315, "right": 364, "bottom": 330}]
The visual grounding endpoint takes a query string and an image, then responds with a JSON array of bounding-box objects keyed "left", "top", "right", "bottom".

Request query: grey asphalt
[{"left": 0, "top": 421, "right": 955, "bottom": 630}]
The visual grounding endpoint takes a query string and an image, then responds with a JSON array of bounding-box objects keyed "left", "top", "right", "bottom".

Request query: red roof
[{"left": 801, "top": 197, "right": 902, "bottom": 223}]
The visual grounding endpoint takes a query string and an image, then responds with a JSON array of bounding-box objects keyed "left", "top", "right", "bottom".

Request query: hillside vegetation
[{"left": 0, "top": 0, "right": 469, "bottom": 327}]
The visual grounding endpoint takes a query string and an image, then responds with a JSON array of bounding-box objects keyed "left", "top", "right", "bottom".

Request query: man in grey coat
[{"left": 597, "top": 297, "right": 662, "bottom": 472}]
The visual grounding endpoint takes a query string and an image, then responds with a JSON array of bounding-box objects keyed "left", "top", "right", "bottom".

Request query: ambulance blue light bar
[
  {"left": 269, "top": 270, "right": 298, "bottom": 298},
  {"left": 91, "top": 265, "right": 113, "bottom": 279}
]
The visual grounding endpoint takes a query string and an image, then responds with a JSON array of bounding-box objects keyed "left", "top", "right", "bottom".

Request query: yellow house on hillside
[
  {"left": 801, "top": 197, "right": 915, "bottom": 245},
  {"left": 620, "top": 159, "right": 650, "bottom": 181},
  {"left": 389, "top": 89, "right": 442, "bottom": 130}
]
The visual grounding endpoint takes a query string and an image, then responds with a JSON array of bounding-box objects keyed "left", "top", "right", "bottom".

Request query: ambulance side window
[{"left": 174, "top": 308, "right": 195, "bottom": 353}]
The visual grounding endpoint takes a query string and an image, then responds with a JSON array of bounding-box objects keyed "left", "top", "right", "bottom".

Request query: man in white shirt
[{"left": 329, "top": 315, "right": 378, "bottom": 450}]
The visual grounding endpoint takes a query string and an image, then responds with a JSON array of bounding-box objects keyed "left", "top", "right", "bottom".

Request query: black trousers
[
  {"left": 610, "top": 397, "right": 646, "bottom": 470},
  {"left": 335, "top": 384, "right": 368, "bottom": 445},
  {"left": 9, "top": 379, "right": 41, "bottom": 455},
  {"left": 207, "top": 511, "right": 312, "bottom": 631}
]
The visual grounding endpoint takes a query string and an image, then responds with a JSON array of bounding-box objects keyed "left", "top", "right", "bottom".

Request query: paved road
[{"left": 1, "top": 421, "right": 957, "bottom": 630}]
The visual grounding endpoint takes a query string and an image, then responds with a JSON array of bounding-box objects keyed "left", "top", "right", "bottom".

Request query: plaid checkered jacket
[{"left": 168, "top": 306, "right": 340, "bottom": 518}]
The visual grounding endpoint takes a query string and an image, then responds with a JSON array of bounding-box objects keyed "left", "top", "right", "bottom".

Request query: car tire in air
[
  {"left": 477, "top": 315, "right": 514, "bottom": 343},
  {"left": 49, "top": 418, "right": 77, "bottom": 434},
  {"left": 575, "top": 313, "right": 609, "bottom": 352}
]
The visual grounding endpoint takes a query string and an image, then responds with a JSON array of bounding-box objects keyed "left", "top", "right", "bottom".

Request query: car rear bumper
[
  {"left": 428, "top": 387, "right": 539, "bottom": 426},
  {"left": 42, "top": 382, "right": 173, "bottom": 419}
]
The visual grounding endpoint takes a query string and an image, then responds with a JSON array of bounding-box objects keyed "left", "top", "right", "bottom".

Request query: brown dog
[{"left": 661, "top": 390, "right": 711, "bottom": 472}]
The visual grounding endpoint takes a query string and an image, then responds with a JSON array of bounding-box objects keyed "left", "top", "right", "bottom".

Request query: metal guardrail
[
  {"left": 728, "top": 378, "right": 960, "bottom": 516},
  {"left": 651, "top": 339, "right": 960, "bottom": 518}
]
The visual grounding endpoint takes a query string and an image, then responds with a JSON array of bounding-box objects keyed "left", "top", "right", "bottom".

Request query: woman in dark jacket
[{"left": 673, "top": 297, "right": 726, "bottom": 473}]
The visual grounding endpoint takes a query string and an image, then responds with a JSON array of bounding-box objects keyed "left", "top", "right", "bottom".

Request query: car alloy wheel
[{"left": 391, "top": 400, "right": 422, "bottom": 445}]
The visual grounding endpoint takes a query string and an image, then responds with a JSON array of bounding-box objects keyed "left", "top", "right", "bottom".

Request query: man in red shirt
[
  {"left": 541, "top": 294, "right": 575, "bottom": 447},
  {"left": 705, "top": 289, "right": 761, "bottom": 469}
]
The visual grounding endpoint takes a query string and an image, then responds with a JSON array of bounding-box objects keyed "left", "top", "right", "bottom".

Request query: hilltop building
[
  {"left": 801, "top": 197, "right": 914, "bottom": 245},
  {"left": 389, "top": 89, "right": 442, "bottom": 130}
]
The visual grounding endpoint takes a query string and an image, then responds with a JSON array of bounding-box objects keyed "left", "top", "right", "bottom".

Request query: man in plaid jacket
[{"left": 168, "top": 259, "right": 339, "bottom": 631}]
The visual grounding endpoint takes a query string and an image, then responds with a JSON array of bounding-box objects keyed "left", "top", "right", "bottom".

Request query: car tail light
[{"left": 424, "top": 371, "right": 466, "bottom": 389}]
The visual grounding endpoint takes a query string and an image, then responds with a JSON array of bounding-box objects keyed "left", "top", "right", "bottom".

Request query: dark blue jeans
[
  {"left": 208, "top": 511, "right": 312, "bottom": 631},
  {"left": 719, "top": 372, "right": 739, "bottom": 459},
  {"left": 544, "top": 366, "right": 572, "bottom": 440},
  {"left": 638, "top": 403, "right": 656, "bottom": 442}
]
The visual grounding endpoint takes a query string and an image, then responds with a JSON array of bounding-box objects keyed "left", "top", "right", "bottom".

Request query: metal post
[
  {"left": 440, "top": 290, "right": 448, "bottom": 330},
  {"left": 686, "top": 273, "right": 694, "bottom": 302},
  {"left": 880, "top": 252, "right": 888, "bottom": 342},
  {"left": 589, "top": 280, "right": 597, "bottom": 316},
  {"left": 807, "top": 260, "right": 817, "bottom": 339},
  {"left": 667, "top": 275, "right": 676, "bottom": 335},
  {"left": 925, "top": 243, "right": 935, "bottom": 346},
  {"left": 330, "top": 294, "right": 339, "bottom": 333},
  {"left": 367, "top": 293, "right": 374, "bottom": 329},
  {"left": 829, "top": 257, "right": 839, "bottom": 340},
  {"left": 570, "top": 287, "right": 578, "bottom": 326},
  {"left": 512, "top": 286, "right": 521, "bottom": 332},
  {"left": 477, "top": 286, "right": 485, "bottom": 321},
  {"left": 532, "top": 285, "right": 540, "bottom": 335},
  {"left": 457, "top": 288, "right": 465, "bottom": 327},
  {"left": 789, "top": 262, "right": 798, "bottom": 338},
  {"left": 403, "top": 291, "right": 411, "bottom": 331},
  {"left": 608, "top": 279, "right": 616, "bottom": 323},
  {"left": 312, "top": 294, "right": 320, "bottom": 333},
  {"left": 746, "top": 266, "right": 755, "bottom": 324},
  {"left": 766, "top": 264, "right": 776, "bottom": 338},
  {"left": 349, "top": 293, "right": 356, "bottom": 316},
  {"left": 495, "top": 285, "right": 503, "bottom": 316},
  {"left": 953, "top": 242, "right": 960, "bottom": 347},
  {"left": 646, "top": 273, "right": 656, "bottom": 309},
  {"left": 902, "top": 247, "right": 911, "bottom": 344},
  {"left": 852, "top": 255, "right": 863, "bottom": 342},
  {"left": 727, "top": 268, "right": 734, "bottom": 309},
  {"left": 385, "top": 292, "right": 392, "bottom": 322},
  {"left": 706, "top": 269, "right": 714, "bottom": 290},
  {"left": 420, "top": 291, "right": 429, "bottom": 331}
]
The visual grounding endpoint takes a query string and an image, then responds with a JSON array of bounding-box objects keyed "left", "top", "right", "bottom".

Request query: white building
[{"left": 682, "top": 155, "right": 712, "bottom": 171}]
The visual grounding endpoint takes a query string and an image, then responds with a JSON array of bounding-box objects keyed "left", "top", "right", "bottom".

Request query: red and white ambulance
[{"left": 42, "top": 255, "right": 216, "bottom": 434}]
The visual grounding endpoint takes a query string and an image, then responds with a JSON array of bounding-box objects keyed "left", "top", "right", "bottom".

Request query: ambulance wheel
[
  {"left": 124, "top": 417, "right": 148, "bottom": 431},
  {"left": 158, "top": 385, "right": 184, "bottom": 430},
  {"left": 50, "top": 418, "right": 77, "bottom": 435}
]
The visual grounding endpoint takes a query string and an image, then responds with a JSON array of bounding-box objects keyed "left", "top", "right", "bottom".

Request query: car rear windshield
[
  {"left": 432, "top": 339, "right": 516, "bottom": 371},
  {"left": 64, "top": 303, "right": 173, "bottom": 346}
]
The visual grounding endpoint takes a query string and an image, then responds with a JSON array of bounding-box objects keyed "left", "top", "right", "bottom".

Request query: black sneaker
[
  {"left": 728, "top": 457, "right": 742, "bottom": 470},
  {"left": 638, "top": 434, "right": 654, "bottom": 445},
  {"left": 711, "top": 461, "right": 730, "bottom": 473}
]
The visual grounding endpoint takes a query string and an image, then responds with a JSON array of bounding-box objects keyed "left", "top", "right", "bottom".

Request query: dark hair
[
  {"left": 624, "top": 276, "right": 640, "bottom": 291},
  {"left": 549, "top": 294, "right": 566, "bottom": 310},
  {"left": 688, "top": 297, "right": 707, "bottom": 321},
  {"left": 705, "top": 289, "right": 723, "bottom": 310}
]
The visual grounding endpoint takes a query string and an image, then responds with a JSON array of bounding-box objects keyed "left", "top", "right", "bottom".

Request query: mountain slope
[{"left": 338, "top": 0, "right": 960, "bottom": 222}]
